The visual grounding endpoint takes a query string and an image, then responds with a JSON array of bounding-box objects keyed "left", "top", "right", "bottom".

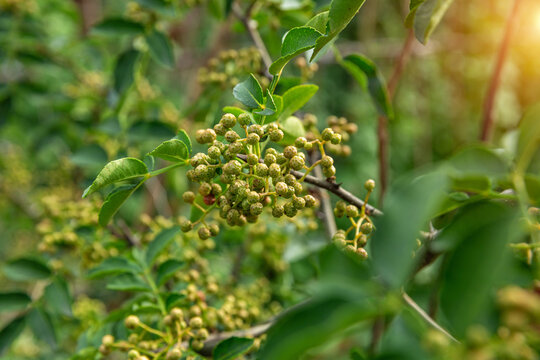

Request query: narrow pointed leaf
[
  {"left": 0, "top": 316, "right": 26, "bottom": 355},
  {"left": 412, "top": 0, "right": 454, "bottom": 44},
  {"left": 92, "top": 18, "right": 144, "bottom": 36},
  {"left": 269, "top": 27, "right": 323, "bottom": 75},
  {"left": 83, "top": 158, "right": 148, "bottom": 198},
  {"left": 233, "top": 74, "right": 264, "bottom": 109},
  {"left": 148, "top": 139, "right": 189, "bottom": 162},
  {"left": 99, "top": 184, "right": 141, "bottom": 227},
  {"left": 3, "top": 258, "right": 51, "bottom": 281},
  {"left": 0, "top": 292, "right": 31, "bottom": 313},
  {"left": 114, "top": 49, "right": 140, "bottom": 94},
  {"left": 145, "top": 226, "right": 181, "bottom": 265},
  {"left": 214, "top": 337, "right": 254, "bottom": 360},
  {"left": 146, "top": 29, "right": 175, "bottom": 68}
]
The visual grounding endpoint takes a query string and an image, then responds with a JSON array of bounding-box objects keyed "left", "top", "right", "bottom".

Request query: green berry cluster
[
  {"left": 302, "top": 114, "right": 358, "bottom": 157},
  {"left": 332, "top": 179, "right": 376, "bottom": 260},
  {"left": 198, "top": 48, "right": 264, "bottom": 89}
]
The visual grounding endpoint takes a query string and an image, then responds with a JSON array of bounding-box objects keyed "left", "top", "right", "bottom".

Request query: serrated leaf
[
  {"left": 269, "top": 26, "right": 323, "bottom": 75},
  {"left": 343, "top": 54, "right": 393, "bottom": 119},
  {"left": 114, "top": 49, "right": 140, "bottom": 94},
  {"left": 255, "top": 90, "right": 277, "bottom": 116},
  {"left": 107, "top": 274, "right": 150, "bottom": 292},
  {"left": 43, "top": 277, "right": 72, "bottom": 317},
  {"left": 371, "top": 171, "right": 448, "bottom": 288},
  {"left": 280, "top": 116, "right": 306, "bottom": 146},
  {"left": 279, "top": 84, "right": 319, "bottom": 121},
  {"left": 176, "top": 129, "right": 192, "bottom": 155},
  {"left": 87, "top": 257, "right": 141, "bottom": 279},
  {"left": 28, "top": 308, "right": 56, "bottom": 349},
  {"left": 0, "top": 292, "right": 31, "bottom": 313},
  {"left": 146, "top": 29, "right": 175, "bottom": 68},
  {"left": 145, "top": 226, "right": 181, "bottom": 265},
  {"left": 3, "top": 258, "right": 51, "bottom": 281},
  {"left": 156, "top": 259, "right": 184, "bottom": 286},
  {"left": 311, "top": 0, "right": 367, "bottom": 60},
  {"left": 233, "top": 74, "right": 264, "bottom": 109},
  {"left": 213, "top": 337, "right": 254, "bottom": 360},
  {"left": 412, "top": 0, "right": 454, "bottom": 44},
  {"left": 92, "top": 18, "right": 144, "bottom": 36},
  {"left": 148, "top": 139, "right": 189, "bottom": 162},
  {"left": 99, "top": 184, "right": 141, "bottom": 227},
  {"left": 83, "top": 158, "right": 148, "bottom": 198},
  {"left": 0, "top": 315, "right": 26, "bottom": 355}
]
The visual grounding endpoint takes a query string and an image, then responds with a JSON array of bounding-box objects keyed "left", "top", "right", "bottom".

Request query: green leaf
[
  {"left": 87, "top": 257, "right": 141, "bottom": 279},
  {"left": 107, "top": 274, "right": 150, "bottom": 292},
  {"left": 525, "top": 175, "right": 540, "bottom": 206},
  {"left": 145, "top": 226, "right": 181, "bottom": 265},
  {"left": 451, "top": 175, "right": 491, "bottom": 193},
  {"left": 280, "top": 116, "right": 306, "bottom": 146},
  {"left": 255, "top": 90, "right": 277, "bottom": 116},
  {"left": 263, "top": 95, "right": 283, "bottom": 124},
  {"left": 371, "top": 171, "right": 448, "bottom": 288},
  {"left": 213, "top": 337, "right": 254, "bottom": 360},
  {"left": 92, "top": 18, "right": 144, "bottom": 36},
  {"left": 146, "top": 29, "right": 175, "bottom": 68},
  {"left": 306, "top": 11, "right": 330, "bottom": 34},
  {"left": 0, "top": 315, "right": 26, "bottom": 355},
  {"left": 148, "top": 139, "right": 189, "bottom": 162},
  {"left": 114, "top": 49, "right": 140, "bottom": 94},
  {"left": 343, "top": 54, "right": 393, "bottom": 119},
  {"left": 82, "top": 158, "right": 149, "bottom": 198},
  {"left": 259, "top": 293, "right": 379, "bottom": 360},
  {"left": 517, "top": 103, "right": 540, "bottom": 172},
  {"left": 135, "top": 0, "right": 175, "bottom": 16},
  {"left": 99, "top": 184, "right": 141, "bottom": 227},
  {"left": 311, "top": 0, "right": 367, "bottom": 60},
  {"left": 269, "top": 26, "right": 323, "bottom": 75},
  {"left": 233, "top": 74, "right": 264, "bottom": 109},
  {"left": 0, "top": 292, "right": 31, "bottom": 313},
  {"left": 28, "top": 308, "right": 56, "bottom": 349},
  {"left": 447, "top": 146, "right": 509, "bottom": 178},
  {"left": 412, "top": 0, "right": 454, "bottom": 44},
  {"left": 279, "top": 84, "right": 319, "bottom": 121},
  {"left": 43, "top": 277, "right": 72, "bottom": 317},
  {"left": 70, "top": 144, "right": 108, "bottom": 170},
  {"left": 176, "top": 129, "right": 192, "bottom": 155},
  {"left": 156, "top": 259, "right": 184, "bottom": 286},
  {"left": 3, "top": 258, "right": 51, "bottom": 281},
  {"left": 222, "top": 106, "right": 248, "bottom": 118},
  {"left": 438, "top": 202, "right": 519, "bottom": 337}
]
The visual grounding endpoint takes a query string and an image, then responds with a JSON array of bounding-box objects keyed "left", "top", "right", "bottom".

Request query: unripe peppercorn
[
  {"left": 170, "top": 307, "right": 184, "bottom": 320},
  {"left": 275, "top": 182, "right": 288, "bottom": 197},
  {"left": 269, "top": 163, "right": 281, "bottom": 178},
  {"left": 331, "top": 133, "right": 342, "bottom": 145},
  {"left": 293, "top": 196, "right": 306, "bottom": 209},
  {"left": 321, "top": 128, "right": 334, "bottom": 141},
  {"left": 266, "top": 123, "right": 279, "bottom": 132},
  {"left": 295, "top": 137, "right": 307, "bottom": 148},
  {"left": 190, "top": 317, "right": 203, "bottom": 329},
  {"left": 321, "top": 155, "right": 334, "bottom": 168},
  {"left": 264, "top": 153, "right": 276, "bottom": 165},
  {"left": 183, "top": 191, "right": 196, "bottom": 204},
  {"left": 128, "top": 349, "right": 140, "bottom": 359},
  {"left": 289, "top": 155, "right": 305, "bottom": 170},
  {"left": 361, "top": 222, "right": 373, "bottom": 234},
  {"left": 248, "top": 124, "right": 264, "bottom": 137},
  {"left": 166, "top": 348, "right": 183, "bottom": 360},
  {"left": 247, "top": 133, "right": 260, "bottom": 145},
  {"left": 214, "top": 123, "right": 227, "bottom": 136},
  {"left": 304, "top": 194, "right": 317, "bottom": 208},
  {"left": 254, "top": 163, "right": 268, "bottom": 177},
  {"left": 269, "top": 130, "right": 284, "bottom": 142},
  {"left": 225, "top": 130, "right": 240, "bottom": 143},
  {"left": 250, "top": 202, "right": 263, "bottom": 215},
  {"left": 209, "top": 223, "right": 220, "bottom": 236},
  {"left": 356, "top": 248, "right": 368, "bottom": 259},
  {"left": 198, "top": 182, "right": 212, "bottom": 196},
  {"left": 228, "top": 141, "right": 243, "bottom": 154},
  {"left": 192, "top": 340, "right": 204, "bottom": 351},
  {"left": 180, "top": 218, "right": 193, "bottom": 232},
  {"left": 284, "top": 202, "right": 298, "bottom": 217},
  {"left": 364, "top": 179, "right": 376, "bottom": 191},
  {"left": 238, "top": 113, "right": 251, "bottom": 126},
  {"left": 195, "top": 129, "right": 206, "bottom": 144},
  {"left": 220, "top": 113, "right": 237, "bottom": 128},
  {"left": 346, "top": 205, "right": 359, "bottom": 218},
  {"left": 211, "top": 183, "right": 222, "bottom": 195},
  {"left": 208, "top": 146, "right": 221, "bottom": 159},
  {"left": 198, "top": 226, "right": 211, "bottom": 240},
  {"left": 247, "top": 191, "right": 260, "bottom": 204},
  {"left": 322, "top": 165, "right": 336, "bottom": 178},
  {"left": 223, "top": 160, "right": 242, "bottom": 175},
  {"left": 247, "top": 153, "right": 259, "bottom": 165},
  {"left": 125, "top": 315, "right": 140, "bottom": 329},
  {"left": 102, "top": 335, "right": 114, "bottom": 346},
  {"left": 283, "top": 146, "right": 297, "bottom": 159},
  {"left": 272, "top": 204, "right": 284, "bottom": 218}
]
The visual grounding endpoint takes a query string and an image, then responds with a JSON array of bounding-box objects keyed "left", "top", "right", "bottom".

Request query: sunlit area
[{"left": 1, "top": 0, "right": 540, "bottom": 359}]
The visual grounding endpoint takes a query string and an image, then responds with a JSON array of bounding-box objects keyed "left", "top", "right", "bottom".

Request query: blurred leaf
[
  {"left": 0, "top": 292, "right": 31, "bottom": 313},
  {"left": 92, "top": 18, "right": 144, "bottom": 36},
  {"left": 28, "top": 308, "right": 57, "bottom": 349},
  {"left": 134, "top": 0, "right": 175, "bottom": 15},
  {"left": 83, "top": 158, "right": 148, "bottom": 198},
  {"left": 43, "top": 277, "right": 72, "bottom": 317},
  {"left": 280, "top": 116, "right": 306, "bottom": 145},
  {"left": 371, "top": 171, "right": 448, "bottom": 288},
  {"left": 213, "top": 337, "right": 254, "bottom": 360},
  {"left": 148, "top": 139, "right": 189, "bottom": 162},
  {"left": 70, "top": 144, "right": 108, "bottom": 170},
  {"left": 438, "top": 202, "right": 519, "bottom": 337},
  {"left": 311, "top": 0, "right": 367, "bottom": 60},
  {"left": 0, "top": 315, "right": 26, "bottom": 355},
  {"left": 114, "top": 49, "right": 140, "bottom": 94},
  {"left": 259, "top": 293, "right": 379, "bottom": 360},
  {"left": 88, "top": 257, "right": 141, "bottom": 279},
  {"left": 451, "top": 175, "right": 491, "bottom": 193},
  {"left": 525, "top": 175, "right": 540, "bottom": 205},
  {"left": 224, "top": 0, "right": 233, "bottom": 16},
  {"left": 176, "top": 129, "right": 192, "bottom": 155},
  {"left": 279, "top": 84, "right": 319, "bottom": 121},
  {"left": 107, "top": 274, "right": 150, "bottom": 292},
  {"left": 3, "top": 258, "right": 51, "bottom": 281},
  {"left": 255, "top": 91, "right": 277, "bottom": 116},
  {"left": 343, "top": 54, "right": 393, "bottom": 119},
  {"left": 156, "top": 259, "right": 184, "bottom": 286},
  {"left": 447, "top": 146, "right": 509, "bottom": 178},
  {"left": 233, "top": 74, "right": 264, "bottom": 109},
  {"left": 128, "top": 121, "right": 176, "bottom": 141},
  {"left": 269, "top": 26, "right": 323, "bottom": 75},
  {"left": 411, "top": 0, "right": 454, "bottom": 44},
  {"left": 517, "top": 103, "right": 540, "bottom": 172},
  {"left": 145, "top": 226, "right": 181, "bottom": 266},
  {"left": 306, "top": 11, "right": 329, "bottom": 33},
  {"left": 146, "top": 30, "right": 175, "bottom": 68},
  {"left": 263, "top": 95, "right": 283, "bottom": 124},
  {"left": 165, "top": 293, "right": 187, "bottom": 311},
  {"left": 99, "top": 184, "right": 141, "bottom": 227}
]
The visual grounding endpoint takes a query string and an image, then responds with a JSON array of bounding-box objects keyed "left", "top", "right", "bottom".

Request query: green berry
[
  {"left": 283, "top": 146, "right": 297, "bottom": 159},
  {"left": 292, "top": 196, "right": 306, "bottom": 209},
  {"left": 364, "top": 179, "right": 376, "bottom": 192},
  {"left": 209, "top": 223, "right": 220, "bottom": 236},
  {"left": 198, "top": 182, "right": 212, "bottom": 196},
  {"left": 361, "top": 222, "right": 373, "bottom": 234},
  {"left": 247, "top": 191, "right": 260, "bottom": 204},
  {"left": 183, "top": 191, "right": 196, "bottom": 204},
  {"left": 321, "top": 155, "right": 334, "bottom": 168},
  {"left": 331, "top": 133, "right": 342, "bottom": 145},
  {"left": 346, "top": 205, "right": 359, "bottom": 218},
  {"left": 198, "top": 226, "right": 211, "bottom": 240},
  {"left": 238, "top": 113, "right": 251, "bottom": 126},
  {"left": 254, "top": 163, "right": 268, "bottom": 177},
  {"left": 221, "top": 113, "right": 237, "bottom": 128},
  {"left": 211, "top": 183, "right": 222, "bottom": 195},
  {"left": 102, "top": 335, "right": 114, "bottom": 346},
  {"left": 250, "top": 202, "right": 263, "bottom": 215},
  {"left": 247, "top": 133, "right": 260, "bottom": 145},
  {"left": 208, "top": 146, "right": 221, "bottom": 159},
  {"left": 125, "top": 315, "right": 140, "bottom": 329},
  {"left": 275, "top": 182, "right": 288, "bottom": 197},
  {"left": 295, "top": 137, "right": 307, "bottom": 148},
  {"left": 225, "top": 130, "right": 240, "bottom": 143},
  {"left": 269, "top": 163, "right": 281, "bottom": 178},
  {"left": 269, "top": 130, "right": 284, "bottom": 142},
  {"left": 284, "top": 202, "right": 298, "bottom": 217},
  {"left": 272, "top": 204, "right": 284, "bottom": 217},
  {"left": 321, "top": 128, "right": 334, "bottom": 141},
  {"left": 304, "top": 194, "right": 317, "bottom": 208},
  {"left": 189, "top": 317, "right": 203, "bottom": 329},
  {"left": 179, "top": 218, "right": 193, "bottom": 232},
  {"left": 264, "top": 153, "right": 276, "bottom": 165},
  {"left": 247, "top": 153, "right": 259, "bottom": 165},
  {"left": 214, "top": 123, "right": 227, "bottom": 136},
  {"left": 289, "top": 155, "right": 305, "bottom": 170},
  {"left": 322, "top": 165, "right": 336, "bottom": 178},
  {"left": 170, "top": 307, "right": 184, "bottom": 320},
  {"left": 248, "top": 124, "right": 264, "bottom": 137}
]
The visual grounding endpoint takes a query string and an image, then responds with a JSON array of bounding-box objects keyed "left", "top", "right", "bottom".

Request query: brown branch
[{"left": 480, "top": 0, "right": 522, "bottom": 142}]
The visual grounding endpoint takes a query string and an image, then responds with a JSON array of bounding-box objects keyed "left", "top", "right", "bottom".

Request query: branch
[
  {"left": 310, "top": 152, "right": 337, "bottom": 239},
  {"left": 480, "top": 0, "right": 522, "bottom": 142}
]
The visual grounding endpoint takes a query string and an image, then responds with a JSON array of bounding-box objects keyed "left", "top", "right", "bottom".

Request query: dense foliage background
[{"left": 1, "top": 0, "right": 540, "bottom": 359}]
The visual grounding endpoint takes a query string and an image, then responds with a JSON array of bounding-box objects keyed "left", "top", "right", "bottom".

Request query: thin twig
[
  {"left": 310, "top": 152, "right": 337, "bottom": 239},
  {"left": 480, "top": 0, "right": 522, "bottom": 142},
  {"left": 402, "top": 292, "right": 458, "bottom": 343}
]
